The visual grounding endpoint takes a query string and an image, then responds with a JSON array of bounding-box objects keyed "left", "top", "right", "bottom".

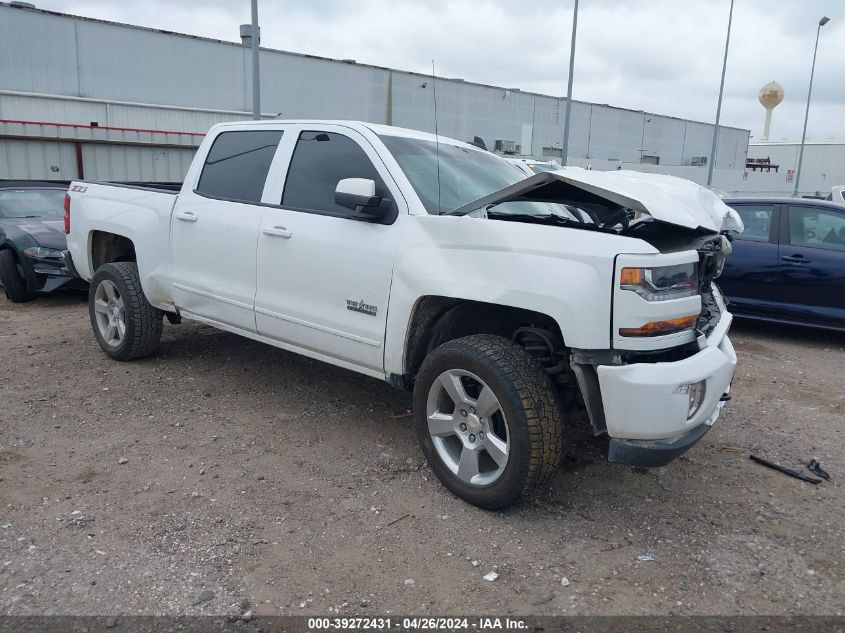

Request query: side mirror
[{"left": 335, "top": 178, "right": 389, "bottom": 221}]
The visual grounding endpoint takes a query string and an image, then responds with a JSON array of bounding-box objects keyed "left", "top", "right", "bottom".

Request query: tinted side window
[
  {"left": 788, "top": 206, "right": 845, "bottom": 252},
  {"left": 197, "top": 130, "right": 283, "bottom": 203},
  {"left": 282, "top": 131, "right": 389, "bottom": 215},
  {"left": 730, "top": 204, "right": 773, "bottom": 242}
]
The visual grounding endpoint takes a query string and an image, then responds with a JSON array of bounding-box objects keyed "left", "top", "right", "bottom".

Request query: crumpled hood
[
  {"left": 451, "top": 168, "right": 744, "bottom": 234},
  {"left": 1, "top": 218, "right": 68, "bottom": 250}
]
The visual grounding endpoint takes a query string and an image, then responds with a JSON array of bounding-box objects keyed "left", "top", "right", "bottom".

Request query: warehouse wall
[
  {"left": 748, "top": 143, "right": 845, "bottom": 196},
  {"left": 0, "top": 3, "right": 749, "bottom": 177}
]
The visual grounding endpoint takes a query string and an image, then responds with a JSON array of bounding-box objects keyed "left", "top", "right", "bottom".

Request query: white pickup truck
[{"left": 64, "top": 120, "right": 742, "bottom": 509}]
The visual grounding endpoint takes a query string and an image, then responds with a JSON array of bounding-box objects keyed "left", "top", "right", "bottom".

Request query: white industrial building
[
  {"left": 746, "top": 141, "right": 845, "bottom": 197},
  {"left": 0, "top": 1, "right": 752, "bottom": 183}
]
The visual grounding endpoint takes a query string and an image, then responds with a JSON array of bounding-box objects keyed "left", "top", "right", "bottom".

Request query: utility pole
[
  {"left": 706, "top": 0, "right": 734, "bottom": 186},
  {"left": 794, "top": 16, "right": 830, "bottom": 197},
  {"left": 250, "top": 0, "right": 261, "bottom": 120},
  {"left": 561, "top": 0, "right": 578, "bottom": 166}
]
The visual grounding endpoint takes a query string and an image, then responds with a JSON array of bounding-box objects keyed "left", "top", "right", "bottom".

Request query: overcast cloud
[{"left": 34, "top": 0, "right": 845, "bottom": 141}]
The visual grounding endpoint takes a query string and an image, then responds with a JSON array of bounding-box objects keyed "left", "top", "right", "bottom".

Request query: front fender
[{"left": 383, "top": 215, "right": 657, "bottom": 376}]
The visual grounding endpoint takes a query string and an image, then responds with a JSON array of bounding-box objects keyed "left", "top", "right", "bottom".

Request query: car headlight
[
  {"left": 23, "top": 246, "right": 64, "bottom": 260},
  {"left": 620, "top": 262, "right": 699, "bottom": 301}
]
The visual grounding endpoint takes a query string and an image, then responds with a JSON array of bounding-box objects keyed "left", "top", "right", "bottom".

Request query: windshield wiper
[{"left": 485, "top": 211, "right": 616, "bottom": 233}]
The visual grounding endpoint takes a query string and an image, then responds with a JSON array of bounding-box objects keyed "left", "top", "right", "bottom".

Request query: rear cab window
[{"left": 196, "top": 130, "right": 283, "bottom": 203}]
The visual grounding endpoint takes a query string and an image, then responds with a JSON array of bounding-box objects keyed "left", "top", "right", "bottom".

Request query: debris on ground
[
  {"left": 637, "top": 554, "right": 655, "bottom": 562},
  {"left": 403, "top": 579, "right": 415, "bottom": 586},
  {"left": 561, "top": 577, "right": 571, "bottom": 587},
  {"left": 192, "top": 590, "right": 215, "bottom": 606},
  {"left": 483, "top": 571, "right": 498, "bottom": 582},
  {"left": 807, "top": 458, "right": 831, "bottom": 481},
  {"left": 531, "top": 593, "right": 555, "bottom": 606},
  {"left": 749, "top": 454, "right": 823, "bottom": 485},
  {"left": 117, "top": 457, "right": 128, "bottom": 465}
]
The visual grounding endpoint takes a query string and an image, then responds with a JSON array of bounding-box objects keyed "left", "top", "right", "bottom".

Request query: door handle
[
  {"left": 262, "top": 226, "right": 292, "bottom": 238},
  {"left": 175, "top": 212, "right": 197, "bottom": 223},
  {"left": 781, "top": 254, "right": 810, "bottom": 264}
]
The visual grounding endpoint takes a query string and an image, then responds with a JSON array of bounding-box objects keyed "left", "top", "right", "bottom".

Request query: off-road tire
[
  {"left": 0, "top": 249, "right": 35, "bottom": 302},
  {"left": 89, "top": 262, "right": 162, "bottom": 360},
  {"left": 413, "top": 334, "right": 564, "bottom": 510}
]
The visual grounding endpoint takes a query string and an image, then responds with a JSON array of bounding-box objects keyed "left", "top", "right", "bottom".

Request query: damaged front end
[{"left": 450, "top": 169, "right": 742, "bottom": 468}]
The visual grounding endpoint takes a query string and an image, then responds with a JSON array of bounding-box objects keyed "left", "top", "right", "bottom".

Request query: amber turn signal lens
[
  {"left": 619, "top": 267, "right": 643, "bottom": 286},
  {"left": 619, "top": 315, "right": 697, "bottom": 337}
]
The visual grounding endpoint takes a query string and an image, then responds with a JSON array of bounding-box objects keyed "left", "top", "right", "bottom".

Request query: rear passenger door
[
  {"left": 776, "top": 204, "right": 845, "bottom": 327},
  {"left": 170, "top": 128, "right": 284, "bottom": 332},
  {"left": 254, "top": 125, "right": 403, "bottom": 374},
  {"left": 719, "top": 203, "right": 781, "bottom": 317}
]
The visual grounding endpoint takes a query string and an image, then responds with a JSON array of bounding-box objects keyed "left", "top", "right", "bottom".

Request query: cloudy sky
[{"left": 35, "top": 0, "right": 844, "bottom": 141}]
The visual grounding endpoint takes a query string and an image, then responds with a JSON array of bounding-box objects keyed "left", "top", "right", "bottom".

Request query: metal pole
[
  {"left": 250, "top": 0, "right": 261, "bottom": 120},
  {"left": 561, "top": 0, "right": 578, "bottom": 166},
  {"left": 794, "top": 18, "right": 829, "bottom": 196},
  {"left": 706, "top": 0, "right": 734, "bottom": 186}
]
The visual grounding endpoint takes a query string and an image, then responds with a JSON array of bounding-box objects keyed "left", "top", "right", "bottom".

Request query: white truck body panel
[{"left": 66, "top": 119, "right": 740, "bottom": 454}]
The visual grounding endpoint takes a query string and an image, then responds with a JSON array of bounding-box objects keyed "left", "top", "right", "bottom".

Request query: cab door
[
  {"left": 170, "top": 129, "right": 284, "bottom": 331},
  {"left": 254, "top": 126, "right": 403, "bottom": 373}
]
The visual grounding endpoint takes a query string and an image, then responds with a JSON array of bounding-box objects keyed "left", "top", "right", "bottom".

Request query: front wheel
[
  {"left": 0, "top": 249, "right": 35, "bottom": 303},
  {"left": 413, "top": 335, "right": 564, "bottom": 510},
  {"left": 89, "top": 262, "right": 162, "bottom": 360}
]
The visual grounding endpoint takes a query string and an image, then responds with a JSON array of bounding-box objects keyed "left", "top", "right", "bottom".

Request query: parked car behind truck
[
  {"left": 720, "top": 197, "right": 845, "bottom": 331},
  {"left": 0, "top": 181, "right": 86, "bottom": 302},
  {"left": 65, "top": 120, "right": 741, "bottom": 509}
]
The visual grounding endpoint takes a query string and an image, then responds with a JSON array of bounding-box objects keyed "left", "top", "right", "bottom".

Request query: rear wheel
[
  {"left": 413, "top": 335, "right": 564, "bottom": 510},
  {"left": 89, "top": 262, "right": 162, "bottom": 360},
  {"left": 0, "top": 249, "right": 35, "bottom": 303}
]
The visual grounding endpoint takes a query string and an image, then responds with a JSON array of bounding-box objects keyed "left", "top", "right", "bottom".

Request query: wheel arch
[
  {"left": 396, "top": 295, "right": 568, "bottom": 390},
  {"left": 89, "top": 230, "right": 137, "bottom": 272}
]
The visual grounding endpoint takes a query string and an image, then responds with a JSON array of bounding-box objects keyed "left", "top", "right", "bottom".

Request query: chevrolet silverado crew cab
[{"left": 65, "top": 120, "right": 742, "bottom": 509}]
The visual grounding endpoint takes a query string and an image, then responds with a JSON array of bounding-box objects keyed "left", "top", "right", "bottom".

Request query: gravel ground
[{"left": 1, "top": 292, "right": 843, "bottom": 617}]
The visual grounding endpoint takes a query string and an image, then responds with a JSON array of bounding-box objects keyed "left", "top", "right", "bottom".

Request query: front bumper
[
  {"left": 20, "top": 250, "right": 84, "bottom": 293},
  {"left": 596, "top": 311, "right": 736, "bottom": 465}
]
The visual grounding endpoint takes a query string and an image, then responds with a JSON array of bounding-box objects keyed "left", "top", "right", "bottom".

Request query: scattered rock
[
  {"left": 561, "top": 577, "right": 571, "bottom": 587},
  {"left": 404, "top": 579, "right": 415, "bottom": 586},
  {"left": 483, "top": 571, "right": 498, "bottom": 582},
  {"left": 117, "top": 457, "right": 128, "bottom": 465}
]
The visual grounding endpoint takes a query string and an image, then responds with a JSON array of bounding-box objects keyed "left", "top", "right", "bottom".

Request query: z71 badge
[{"left": 346, "top": 298, "right": 377, "bottom": 316}]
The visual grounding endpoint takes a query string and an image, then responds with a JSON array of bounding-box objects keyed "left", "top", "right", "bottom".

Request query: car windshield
[
  {"left": 379, "top": 135, "right": 577, "bottom": 219},
  {"left": 0, "top": 189, "right": 65, "bottom": 219}
]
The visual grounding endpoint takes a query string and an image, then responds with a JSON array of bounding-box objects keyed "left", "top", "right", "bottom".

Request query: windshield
[
  {"left": 379, "top": 135, "right": 577, "bottom": 219},
  {"left": 0, "top": 189, "right": 65, "bottom": 219}
]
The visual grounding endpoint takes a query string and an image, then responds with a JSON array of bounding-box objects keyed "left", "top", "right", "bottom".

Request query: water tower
[{"left": 758, "top": 81, "right": 784, "bottom": 141}]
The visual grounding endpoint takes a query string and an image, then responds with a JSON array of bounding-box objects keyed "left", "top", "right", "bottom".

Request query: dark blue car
[{"left": 720, "top": 197, "right": 845, "bottom": 331}]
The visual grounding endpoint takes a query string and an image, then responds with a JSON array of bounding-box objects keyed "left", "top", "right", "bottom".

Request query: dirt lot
[{"left": 1, "top": 291, "right": 843, "bottom": 617}]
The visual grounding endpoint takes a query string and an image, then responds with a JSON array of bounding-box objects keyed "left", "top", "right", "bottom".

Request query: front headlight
[
  {"left": 620, "top": 262, "right": 699, "bottom": 302},
  {"left": 23, "top": 246, "right": 64, "bottom": 260}
]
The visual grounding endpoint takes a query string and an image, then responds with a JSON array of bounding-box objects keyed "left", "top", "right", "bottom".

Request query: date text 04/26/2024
[{"left": 307, "top": 617, "right": 528, "bottom": 630}]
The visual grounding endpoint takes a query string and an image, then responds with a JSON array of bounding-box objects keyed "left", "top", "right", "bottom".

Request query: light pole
[
  {"left": 706, "top": 0, "right": 734, "bottom": 186},
  {"left": 794, "top": 16, "right": 830, "bottom": 197},
  {"left": 561, "top": 0, "right": 578, "bottom": 166},
  {"left": 240, "top": 0, "right": 262, "bottom": 120}
]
